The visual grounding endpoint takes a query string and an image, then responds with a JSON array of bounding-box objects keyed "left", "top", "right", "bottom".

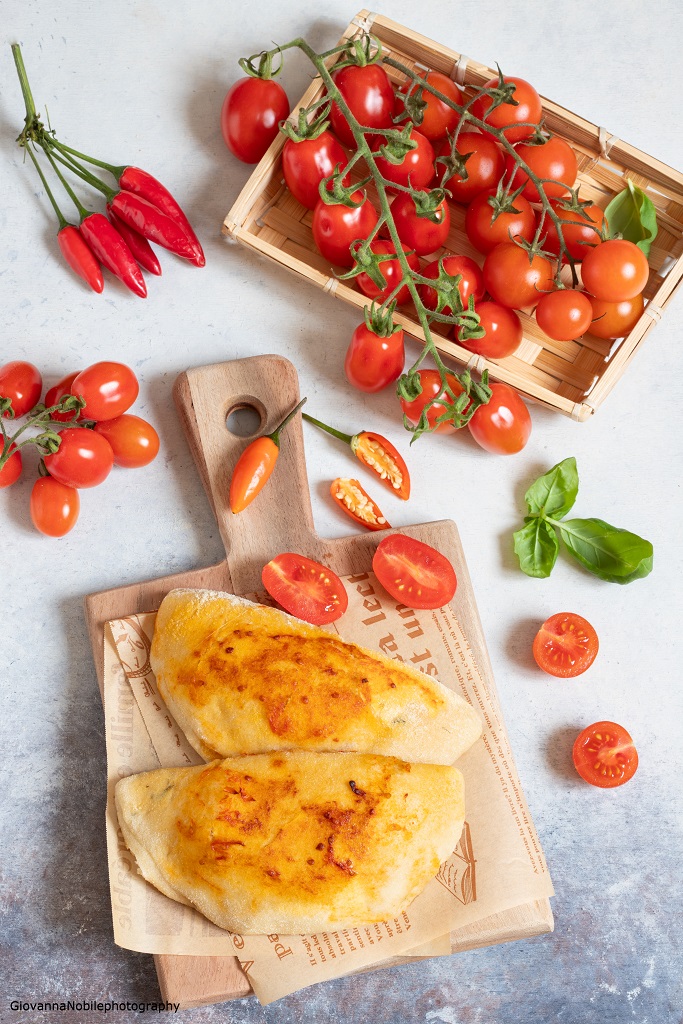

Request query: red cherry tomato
[
  {"left": 0, "top": 361, "right": 42, "bottom": 418},
  {"left": 588, "top": 293, "right": 644, "bottom": 339},
  {"left": 535, "top": 289, "right": 593, "bottom": 341},
  {"left": 94, "top": 414, "right": 160, "bottom": 468},
  {"left": 400, "top": 369, "right": 464, "bottom": 434},
  {"left": 580, "top": 239, "right": 650, "bottom": 302},
  {"left": 345, "top": 323, "right": 405, "bottom": 393},
  {"left": 397, "top": 70, "right": 463, "bottom": 141},
  {"left": 220, "top": 77, "right": 289, "bottom": 164},
  {"left": 390, "top": 190, "right": 451, "bottom": 256},
  {"left": 483, "top": 243, "right": 555, "bottom": 309},
  {"left": 465, "top": 189, "right": 537, "bottom": 254},
  {"left": 505, "top": 137, "right": 577, "bottom": 201},
  {"left": 330, "top": 64, "right": 395, "bottom": 149},
  {"left": 572, "top": 721, "right": 638, "bottom": 788},
  {"left": 262, "top": 552, "right": 348, "bottom": 625},
  {"left": 418, "top": 255, "right": 485, "bottom": 316},
  {"left": 435, "top": 132, "right": 505, "bottom": 203},
  {"left": 0, "top": 444, "right": 22, "bottom": 488},
  {"left": 43, "top": 427, "right": 114, "bottom": 488},
  {"left": 30, "top": 477, "right": 80, "bottom": 537},
  {"left": 472, "top": 76, "right": 542, "bottom": 143},
  {"left": 468, "top": 382, "right": 531, "bottom": 454},
  {"left": 71, "top": 362, "right": 139, "bottom": 421},
  {"left": 533, "top": 612, "right": 599, "bottom": 678},
  {"left": 282, "top": 131, "right": 348, "bottom": 210},
  {"left": 542, "top": 199, "right": 606, "bottom": 262},
  {"left": 374, "top": 128, "right": 435, "bottom": 192},
  {"left": 45, "top": 371, "right": 81, "bottom": 423},
  {"left": 312, "top": 190, "right": 379, "bottom": 267},
  {"left": 373, "top": 533, "right": 457, "bottom": 610},
  {"left": 356, "top": 240, "right": 420, "bottom": 305},
  {"left": 456, "top": 301, "right": 522, "bottom": 359}
]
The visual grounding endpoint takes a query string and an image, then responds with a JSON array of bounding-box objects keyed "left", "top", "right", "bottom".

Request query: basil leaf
[
  {"left": 513, "top": 518, "right": 559, "bottom": 578},
  {"left": 524, "top": 457, "right": 578, "bottom": 520},
  {"left": 604, "top": 181, "right": 658, "bottom": 257},
  {"left": 555, "top": 517, "right": 653, "bottom": 584}
]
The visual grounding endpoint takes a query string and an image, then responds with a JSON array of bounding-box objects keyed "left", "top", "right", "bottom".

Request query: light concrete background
[{"left": 1, "top": 1, "right": 682, "bottom": 1022}]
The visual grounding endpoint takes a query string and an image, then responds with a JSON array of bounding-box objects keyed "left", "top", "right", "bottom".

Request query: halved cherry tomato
[
  {"left": 588, "top": 293, "right": 644, "bottom": 339},
  {"left": 400, "top": 369, "right": 464, "bottom": 434},
  {"left": 282, "top": 131, "right": 348, "bottom": 210},
  {"left": 435, "top": 131, "right": 505, "bottom": 203},
  {"left": 345, "top": 322, "right": 405, "bottom": 394},
  {"left": 331, "top": 478, "right": 390, "bottom": 531},
  {"left": 533, "top": 612, "right": 599, "bottom": 678},
  {"left": 535, "top": 289, "right": 593, "bottom": 341},
  {"left": 0, "top": 443, "right": 22, "bottom": 488},
  {"left": 483, "top": 243, "right": 555, "bottom": 309},
  {"left": 456, "top": 302, "right": 522, "bottom": 359},
  {"left": 467, "top": 382, "right": 531, "bottom": 455},
  {"left": 374, "top": 128, "right": 435, "bottom": 192},
  {"left": 373, "top": 533, "right": 457, "bottom": 609},
  {"left": 30, "top": 476, "right": 80, "bottom": 537},
  {"left": 581, "top": 239, "right": 650, "bottom": 302},
  {"left": 330, "top": 64, "right": 395, "bottom": 149},
  {"left": 418, "top": 255, "right": 485, "bottom": 316},
  {"left": 397, "top": 70, "right": 463, "bottom": 141},
  {"left": 221, "top": 77, "right": 290, "bottom": 164},
  {"left": 572, "top": 721, "right": 638, "bottom": 788},
  {"left": 262, "top": 553, "right": 348, "bottom": 625},
  {"left": 43, "top": 427, "right": 114, "bottom": 488},
  {"left": 71, "top": 362, "right": 139, "bottom": 421},
  {"left": 504, "top": 136, "right": 577, "bottom": 201},
  {"left": 94, "top": 414, "right": 160, "bottom": 468},
  {"left": 390, "top": 190, "right": 451, "bottom": 256},
  {"left": 465, "top": 189, "right": 537, "bottom": 254},
  {"left": 0, "top": 361, "right": 42, "bottom": 418},
  {"left": 356, "top": 240, "right": 420, "bottom": 305},
  {"left": 472, "top": 76, "right": 542, "bottom": 143},
  {"left": 45, "top": 372, "right": 81, "bottom": 422},
  {"left": 312, "top": 190, "right": 379, "bottom": 267},
  {"left": 542, "top": 199, "right": 606, "bottom": 262}
]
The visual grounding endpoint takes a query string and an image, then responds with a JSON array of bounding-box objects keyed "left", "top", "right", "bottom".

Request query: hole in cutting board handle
[{"left": 225, "top": 400, "right": 266, "bottom": 438}]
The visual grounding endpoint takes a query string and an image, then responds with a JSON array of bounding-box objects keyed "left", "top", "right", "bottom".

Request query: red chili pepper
[
  {"left": 79, "top": 213, "right": 147, "bottom": 298},
  {"left": 229, "top": 398, "right": 306, "bottom": 513},
  {"left": 107, "top": 207, "right": 161, "bottom": 276},
  {"left": 110, "top": 190, "right": 199, "bottom": 263},
  {"left": 118, "top": 166, "right": 205, "bottom": 267},
  {"left": 57, "top": 225, "right": 104, "bottom": 293},
  {"left": 303, "top": 414, "right": 411, "bottom": 500},
  {"left": 331, "top": 478, "right": 391, "bottom": 531}
]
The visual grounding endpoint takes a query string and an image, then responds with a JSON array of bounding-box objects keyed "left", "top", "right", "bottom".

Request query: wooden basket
[{"left": 224, "top": 10, "right": 683, "bottom": 421}]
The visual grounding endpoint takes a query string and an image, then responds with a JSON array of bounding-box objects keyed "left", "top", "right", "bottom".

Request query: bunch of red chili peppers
[{"left": 12, "top": 44, "right": 205, "bottom": 297}]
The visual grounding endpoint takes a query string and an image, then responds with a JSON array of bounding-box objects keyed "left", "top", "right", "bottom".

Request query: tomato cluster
[{"left": 0, "top": 360, "right": 159, "bottom": 537}]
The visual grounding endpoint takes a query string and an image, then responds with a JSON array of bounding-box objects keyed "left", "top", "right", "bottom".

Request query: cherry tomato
[
  {"left": 390, "top": 190, "right": 451, "bottom": 256},
  {"left": 30, "top": 476, "right": 80, "bottom": 537},
  {"left": 374, "top": 128, "right": 435, "bottom": 192},
  {"left": 588, "top": 293, "right": 644, "bottom": 339},
  {"left": 468, "top": 382, "right": 531, "bottom": 454},
  {"left": 93, "top": 414, "right": 160, "bottom": 468},
  {"left": 221, "top": 77, "right": 289, "bottom": 164},
  {"left": 0, "top": 361, "right": 42, "bottom": 418},
  {"left": 71, "top": 362, "right": 139, "bottom": 422},
  {"left": 312, "top": 190, "right": 379, "bottom": 268},
  {"left": 505, "top": 137, "right": 577, "bottom": 201},
  {"left": 418, "top": 255, "right": 485, "bottom": 316},
  {"left": 472, "top": 76, "right": 542, "bottom": 143},
  {"left": 483, "top": 243, "right": 555, "bottom": 309},
  {"left": 0, "top": 444, "right": 22, "bottom": 489},
  {"left": 572, "top": 721, "right": 638, "bottom": 788},
  {"left": 331, "top": 478, "right": 390, "bottom": 531},
  {"left": 330, "top": 64, "right": 395, "bottom": 149},
  {"left": 282, "top": 131, "right": 348, "bottom": 210},
  {"left": 400, "top": 369, "right": 464, "bottom": 434},
  {"left": 397, "top": 70, "right": 462, "bottom": 141},
  {"left": 533, "top": 612, "right": 599, "bottom": 678},
  {"left": 581, "top": 239, "right": 650, "bottom": 301},
  {"left": 43, "top": 427, "right": 114, "bottom": 488},
  {"left": 373, "top": 534, "right": 457, "bottom": 610},
  {"left": 356, "top": 240, "right": 420, "bottom": 305},
  {"left": 465, "top": 189, "right": 537, "bottom": 254},
  {"left": 45, "top": 371, "right": 81, "bottom": 422},
  {"left": 345, "top": 323, "right": 405, "bottom": 393},
  {"left": 542, "top": 199, "right": 606, "bottom": 262},
  {"left": 435, "top": 132, "right": 505, "bottom": 203},
  {"left": 262, "top": 552, "right": 348, "bottom": 625},
  {"left": 456, "top": 302, "right": 522, "bottom": 359},
  {"left": 535, "top": 289, "right": 593, "bottom": 341}
]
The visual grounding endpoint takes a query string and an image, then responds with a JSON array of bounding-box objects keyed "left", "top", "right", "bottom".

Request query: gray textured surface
[{"left": 1, "top": 1, "right": 683, "bottom": 1022}]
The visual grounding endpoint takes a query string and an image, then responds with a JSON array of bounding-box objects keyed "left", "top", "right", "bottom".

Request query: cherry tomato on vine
[
  {"left": 468, "top": 382, "right": 531, "bottom": 454},
  {"left": 580, "top": 239, "right": 650, "bottom": 302},
  {"left": 504, "top": 137, "right": 577, "bottom": 201},
  {"left": 374, "top": 128, "right": 435, "bottom": 192},
  {"left": 330, "top": 63, "right": 395, "bottom": 149},
  {"left": 282, "top": 131, "right": 348, "bottom": 210},
  {"left": 483, "top": 243, "right": 555, "bottom": 309},
  {"left": 312, "top": 190, "right": 379, "bottom": 267},
  {"left": 472, "top": 76, "right": 542, "bottom": 143},
  {"left": 94, "top": 414, "right": 160, "bottom": 468},
  {"left": 43, "top": 427, "right": 114, "bottom": 488},
  {"left": 373, "top": 534, "right": 457, "bottom": 609},
  {"left": 465, "top": 189, "right": 537, "bottom": 254},
  {"left": 535, "top": 289, "right": 593, "bottom": 341},
  {"left": 262, "top": 552, "right": 348, "bottom": 625},
  {"left": 435, "top": 132, "right": 505, "bottom": 203},
  {"left": 588, "top": 293, "right": 644, "bottom": 339},
  {"left": 456, "top": 301, "right": 522, "bottom": 359},
  {"left": 356, "top": 240, "right": 420, "bottom": 305},
  {"left": 45, "top": 372, "right": 80, "bottom": 422},
  {"left": 345, "top": 322, "right": 405, "bottom": 393},
  {"left": 390, "top": 190, "right": 451, "bottom": 256},
  {"left": 397, "top": 70, "right": 463, "bottom": 141},
  {"left": 0, "top": 361, "right": 42, "bottom": 418},
  {"left": 30, "top": 476, "right": 80, "bottom": 537},
  {"left": 0, "top": 444, "right": 22, "bottom": 488},
  {"left": 71, "top": 362, "right": 139, "bottom": 422},
  {"left": 532, "top": 613, "right": 599, "bottom": 678},
  {"left": 400, "top": 369, "right": 464, "bottom": 434},
  {"left": 542, "top": 199, "right": 606, "bottom": 262},
  {"left": 572, "top": 721, "right": 638, "bottom": 788},
  {"left": 418, "top": 255, "right": 485, "bottom": 316},
  {"left": 221, "top": 77, "right": 290, "bottom": 164}
]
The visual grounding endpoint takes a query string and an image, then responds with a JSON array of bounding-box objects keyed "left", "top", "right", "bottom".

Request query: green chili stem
[
  {"left": 302, "top": 413, "right": 353, "bottom": 447},
  {"left": 24, "top": 144, "right": 68, "bottom": 228},
  {"left": 269, "top": 397, "right": 307, "bottom": 446}
]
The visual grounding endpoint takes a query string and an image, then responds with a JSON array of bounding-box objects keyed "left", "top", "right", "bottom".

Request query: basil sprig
[
  {"left": 513, "top": 458, "right": 653, "bottom": 584},
  {"left": 604, "top": 180, "right": 658, "bottom": 257}
]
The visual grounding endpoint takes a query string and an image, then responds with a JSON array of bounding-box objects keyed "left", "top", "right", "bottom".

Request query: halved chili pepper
[
  {"left": 303, "top": 414, "right": 410, "bottom": 500},
  {"left": 118, "top": 167, "right": 205, "bottom": 267},
  {"left": 229, "top": 397, "right": 307, "bottom": 513},
  {"left": 80, "top": 213, "right": 147, "bottom": 297},
  {"left": 109, "top": 191, "right": 199, "bottom": 262},
  {"left": 108, "top": 207, "right": 162, "bottom": 276},
  {"left": 330, "top": 478, "right": 391, "bottom": 531}
]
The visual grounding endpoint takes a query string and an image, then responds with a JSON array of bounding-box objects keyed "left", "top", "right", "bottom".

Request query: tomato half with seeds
[
  {"left": 390, "top": 190, "right": 451, "bottom": 256},
  {"left": 262, "top": 553, "right": 348, "bottom": 625},
  {"left": 373, "top": 534, "right": 457, "bottom": 609},
  {"left": 472, "top": 76, "right": 542, "bottom": 143},
  {"left": 532, "top": 612, "right": 599, "bottom": 678},
  {"left": 397, "top": 70, "right": 463, "bottom": 141},
  {"left": 467, "top": 382, "right": 531, "bottom": 455},
  {"left": 400, "top": 369, "right": 464, "bottom": 434},
  {"left": 30, "top": 477, "right": 80, "bottom": 537},
  {"left": 504, "top": 136, "right": 577, "bottom": 201},
  {"left": 312, "top": 190, "right": 379, "bottom": 267},
  {"left": 331, "top": 478, "right": 390, "bottom": 531},
  {"left": 71, "top": 362, "right": 139, "bottom": 421},
  {"left": 356, "top": 240, "right": 420, "bottom": 305},
  {"left": 588, "top": 293, "right": 644, "bottom": 339},
  {"left": 0, "top": 361, "right": 42, "bottom": 418},
  {"left": 465, "top": 189, "right": 537, "bottom": 254},
  {"left": 572, "top": 721, "right": 638, "bottom": 788}
]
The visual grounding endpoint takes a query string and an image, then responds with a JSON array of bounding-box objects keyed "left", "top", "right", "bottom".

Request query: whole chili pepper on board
[
  {"left": 108, "top": 208, "right": 162, "bottom": 276},
  {"left": 229, "top": 398, "right": 307, "bottom": 514},
  {"left": 302, "top": 413, "right": 411, "bottom": 501}
]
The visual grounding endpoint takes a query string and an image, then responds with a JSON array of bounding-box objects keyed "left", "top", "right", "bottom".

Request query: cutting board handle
[{"left": 174, "top": 356, "right": 317, "bottom": 592}]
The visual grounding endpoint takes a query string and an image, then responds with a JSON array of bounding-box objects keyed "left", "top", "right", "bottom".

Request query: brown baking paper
[{"left": 103, "top": 574, "right": 553, "bottom": 1004}]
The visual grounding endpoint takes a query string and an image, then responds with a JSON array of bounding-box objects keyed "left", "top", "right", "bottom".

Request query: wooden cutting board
[{"left": 85, "top": 355, "right": 552, "bottom": 1010}]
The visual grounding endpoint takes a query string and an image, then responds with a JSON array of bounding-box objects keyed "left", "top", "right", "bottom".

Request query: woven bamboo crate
[{"left": 224, "top": 10, "right": 683, "bottom": 421}]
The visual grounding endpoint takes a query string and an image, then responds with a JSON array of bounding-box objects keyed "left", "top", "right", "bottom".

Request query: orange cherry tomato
[
  {"left": 456, "top": 302, "right": 522, "bottom": 359},
  {"left": 504, "top": 136, "right": 578, "bottom": 201},
  {"left": 373, "top": 534, "right": 457, "bottom": 609},
  {"left": 588, "top": 293, "right": 644, "bottom": 339},
  {"left": 535, "top": 289, "right": 593, "bottom": 341},
  {"left": 330, "top": 478, "right": 390, "bottom": 531},
  {"left": 30, "top": 477, "right": 80, "bottom": 536},
  {"left": 262, "top": 553, "right": 348, "bottom": 625},
  {"left": 532, "top": 612, "right": 599, "bottom": 678},
  {"left": 572, "top": 721, "right": 638, "bottom": 788},
  {"left": 94, "top": 414, "right": 160, "bottom": 468},
  {"left": 581, "top": 239, "right": 649, "bottom": 302}
]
